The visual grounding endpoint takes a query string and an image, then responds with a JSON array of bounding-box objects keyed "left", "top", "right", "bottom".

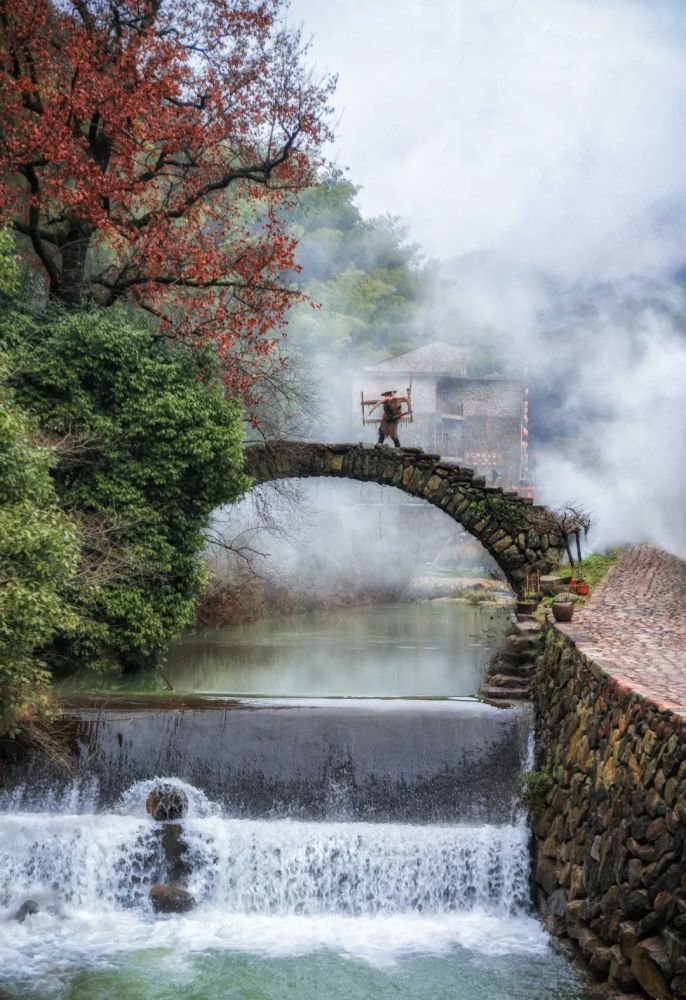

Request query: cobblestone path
[{"left": 559, "top": 544, "right": 686, "bottom": 716}]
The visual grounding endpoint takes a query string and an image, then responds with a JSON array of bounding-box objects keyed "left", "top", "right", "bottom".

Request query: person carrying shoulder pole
[{"left": 371, "top": 389, "right": 405, "bottom": 448}]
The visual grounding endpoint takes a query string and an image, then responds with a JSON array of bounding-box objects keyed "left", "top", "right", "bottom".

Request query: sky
[
  {"left": 287, "top": 0, "right": 686, "bottom": 558},
  {"left": 291, "top": 0, "right": 686, "bottom": 280}
]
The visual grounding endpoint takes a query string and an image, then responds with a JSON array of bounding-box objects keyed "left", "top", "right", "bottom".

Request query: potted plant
[
  {"left": 576, "top": 580, "right": 590, "bottom": 596},
  {"left": 551, "top": 591, "right": 575, "bottom": 623},
  {"left": 517, "top": 572, "right": 541, "bottom": 616}
]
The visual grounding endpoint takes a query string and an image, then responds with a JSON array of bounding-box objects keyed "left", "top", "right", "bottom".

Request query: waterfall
[
  {"left": 3, "top": 700, "right": 532, "bottom": 822},
  {"left": 0, "top": 714, "right": 588, "bottom": 1000},
  {"left": 0, "top": 807, "right": 530, "bottom": 918},
  {"left": 181, "top": 817, "right": 531, "bottom": 915},
  {"left": 0, "top": 691, "right": 549, "bottom": 994},
  {"left": 0, "top": 778, "right": 550, "bottom": 988}
]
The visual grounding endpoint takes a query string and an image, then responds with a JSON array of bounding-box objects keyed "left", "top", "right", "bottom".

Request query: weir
[
  {"left": 0, "top": 603, "right": 591, "bottom": 998},
  {"left": 1, "top": 797, "right": 531, "bottom": 917},
  {"left": 0, "top": 775, "right": 570, "bottom": 999},
  {"left": 5, "top": 698, "right": 530, "bottom": 823}
]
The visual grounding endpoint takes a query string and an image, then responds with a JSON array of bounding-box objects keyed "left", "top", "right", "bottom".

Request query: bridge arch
[{"left": 244, "top": 442, "right": 564, "bottom": 592}]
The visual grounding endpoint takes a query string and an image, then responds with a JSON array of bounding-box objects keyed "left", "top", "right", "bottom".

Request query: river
[{"left": 0, "top": 600, "right": 593, "bottom": 998}]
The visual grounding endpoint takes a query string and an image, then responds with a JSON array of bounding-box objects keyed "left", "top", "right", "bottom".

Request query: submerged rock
[
  {"left": 14, "top": 899, "right": 39, "bottom": 922},
  {"left": 149, "top": 881, "right": 195, "bottom": 914},
  {"left": 159, "top": 822, "right": 192, "bottom": 884},
  {"left": 145, "top": 783, "right": 188, "bottom": 821}
]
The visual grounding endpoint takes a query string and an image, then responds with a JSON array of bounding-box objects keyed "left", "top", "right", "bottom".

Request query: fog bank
[{"left": 288, "top": 0, "right": 686, "bottom": 559}]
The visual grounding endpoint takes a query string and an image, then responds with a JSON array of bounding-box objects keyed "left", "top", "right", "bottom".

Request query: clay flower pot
[
  {"left": 516, "top": 600, "right": 537, "bottom": 616},
  {"left": 576, "top": 581, "right": 590, "bottom": 596},
  {"left": 552, "top": 601, "right": 574, "bottom": 623}
]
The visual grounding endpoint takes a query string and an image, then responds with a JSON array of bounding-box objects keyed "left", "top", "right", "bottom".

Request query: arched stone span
[{"left": 244, "top": 442, "right": 565, "bottom": 592}]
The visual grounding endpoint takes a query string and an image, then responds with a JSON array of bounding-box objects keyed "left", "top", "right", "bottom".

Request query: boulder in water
[
  {"left": 159, "top": 823, "right": 192, "bottom": 884},
  {"left": 145, "top": 783, "right": 188, "bottom": 821},
  {"left": 14, "top": 899, "right": 39, "bottom": 922},
  {"left": 149, "top": 881, "right": 195, "bottom": 914}
]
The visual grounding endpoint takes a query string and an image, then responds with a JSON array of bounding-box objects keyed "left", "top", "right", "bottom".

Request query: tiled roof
[{"left": 364, "top": 341, "right": 469, "bottom": 376}]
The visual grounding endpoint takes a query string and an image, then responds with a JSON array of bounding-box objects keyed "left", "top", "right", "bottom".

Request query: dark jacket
[{"left": 380, "top": 397, "right": 403, "bottom": 436}]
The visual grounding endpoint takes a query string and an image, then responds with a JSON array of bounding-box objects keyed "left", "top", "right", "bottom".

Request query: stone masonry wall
[
  {"left": 531, "top": 626, "right": 686, "bottom": 999},
  {"left": 244, "top": 442, "right": 563, "bottom": 591}
]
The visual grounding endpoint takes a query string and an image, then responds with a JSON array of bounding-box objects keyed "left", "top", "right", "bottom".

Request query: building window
[{"left": 437, "top": 394, "right": 464, "bottom": 417}]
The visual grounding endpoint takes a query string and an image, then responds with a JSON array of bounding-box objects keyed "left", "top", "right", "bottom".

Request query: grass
[
  {"left": 552, "top": 547, "right": 621, "bottom": 589},
  {"left": 461, "top": 586, "right": 499, "bottom": 605},
  {"left": 530, "top": 548, "right": 623, "bottom": 622}
]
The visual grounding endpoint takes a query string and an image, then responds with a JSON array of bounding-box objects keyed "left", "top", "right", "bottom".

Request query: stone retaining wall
[
  {"left": 531, "top": 626, "right": 686, "bottom": 999},
  {"left": 244, "top": 441, "right": 563, "bottom": 591}
]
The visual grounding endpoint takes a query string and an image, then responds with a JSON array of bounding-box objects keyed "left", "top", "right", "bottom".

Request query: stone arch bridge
[{"left": 244, "top": 442, "right": 564, "bottom": 592}]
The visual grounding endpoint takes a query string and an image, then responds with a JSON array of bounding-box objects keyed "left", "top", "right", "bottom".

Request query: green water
[
  {"left": 26, "top": 599, "right": 595, "bottom": 1000},
  {"left": 59, "top": 600, "right": 511, "bottom": 698},
  {"left": 10, "top": 946, "right": 590, "bottom": 1000}
]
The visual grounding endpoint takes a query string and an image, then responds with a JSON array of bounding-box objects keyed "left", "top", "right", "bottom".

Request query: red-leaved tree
[{"left": 0, "top": 0, "right": 335, "bottom": 396}]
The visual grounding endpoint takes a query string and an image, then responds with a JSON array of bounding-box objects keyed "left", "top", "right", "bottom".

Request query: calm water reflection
[{"left": 163, "top": 601, "right": 510, "bottom": 697}]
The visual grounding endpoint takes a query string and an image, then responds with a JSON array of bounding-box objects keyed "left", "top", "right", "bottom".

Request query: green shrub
[
  {"left": 462, "top": 586, "right": 497, "bottom": 605},
  {"left": 5, "top": 303, "right": 249, "bottom": 673},
  {"left": 518, "top": 768, "right": 553, "bottom": 816},
  {"left": 0, "top": 371, "right": 79, "bottom": 734},
  {"left": 552, "top": 591, "right": 578, "bottom": 604}
]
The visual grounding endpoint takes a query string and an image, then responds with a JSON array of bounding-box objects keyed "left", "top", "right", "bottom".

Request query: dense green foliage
[
  {"left": 5, "top": 304, "right": 248, "bottom": 673},
  {"left": 0, "top": 382, "right": 79, "bottom": 734},
  {"left": 285, "top": 169, "right": 435, "bottom": 362},
  {"left": 0, "top": 235, "right": 79, "bottom": 734}
]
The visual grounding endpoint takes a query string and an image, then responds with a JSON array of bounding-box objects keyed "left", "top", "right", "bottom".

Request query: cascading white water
[
  {"left": 182, "top": 817, "right": 531, "bottom": 915},
  {"left": 0, "top": 778, "right": 589, "bottom": 999},
  {"left": 0, "top": 779, "right": 549, "bottom": 981},
  {"left": 0, "top": 813, "right": 161, "bottom": 911},
  {"left": 0, "top": 782, "right": 530, "bottom": 918}
]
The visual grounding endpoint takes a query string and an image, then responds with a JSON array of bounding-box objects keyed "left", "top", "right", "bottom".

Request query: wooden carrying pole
[{"left": 360, "top": 384, "right": 413, "bottom": 426}]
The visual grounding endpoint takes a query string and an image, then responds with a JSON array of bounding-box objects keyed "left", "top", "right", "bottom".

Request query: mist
[
  {"left": 293, "top": 0, "right": 686, "bottom": 272},
  {"left": 277, "top": 0, "right": 686, "bottom": 561},
  {"left": 208, "top": 479, "right": 503, "bottom": 613},
  {"left": 212, "top": 0, "right": 686, "bottom": 598}
]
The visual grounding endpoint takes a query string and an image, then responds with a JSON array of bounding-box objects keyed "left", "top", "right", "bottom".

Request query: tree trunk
[
  {"left": 563, "top": 532, "right": 576, "bottom": 572},
  {"left": 58, "top": 224, "right": 92, "bottom": 306}
]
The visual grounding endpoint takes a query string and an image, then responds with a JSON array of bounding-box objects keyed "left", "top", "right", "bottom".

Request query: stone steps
[
  {"left": 479, "top": 618, "right": 543, "bottom": 705},
  {"left": 486, "top": 673, "right": 529, "bottom": 689},
  {"left": 480, "top": 685, "right": 531, "bottom": 703}
]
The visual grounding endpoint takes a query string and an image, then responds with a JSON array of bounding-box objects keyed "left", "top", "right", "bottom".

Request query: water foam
[
  {"left": 0, "top": 777, "right": 100, "bottom": 815},
  {"left": 0, "top": 813, "right": 161, "bottom": 912},
  {"left": 182, "top": 817, "right": 531, "bottom": 915},
  {"left": 0, "top": 812, "right": 531, "bottom": 914},
  {"left": 0, "top": 781, "right": 546, "bottom": 990},
  {"left": 0, "top": 910, "right": 549, "bottom": 983},
  {"left": 115, "top": 777, "right": 221, "bottom": 819}
]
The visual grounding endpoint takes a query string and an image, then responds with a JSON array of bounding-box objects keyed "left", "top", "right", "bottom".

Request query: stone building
[{"left": 355, "top": 340, "right": 524, "bottom": 486}]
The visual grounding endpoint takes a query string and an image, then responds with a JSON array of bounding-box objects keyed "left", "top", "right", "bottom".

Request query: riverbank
[
  {"left": 530, "top": 545, "right": 686, "bottom": 999},
  {"left": 196, "top": 572, "right": 511, "bottom": 631}
]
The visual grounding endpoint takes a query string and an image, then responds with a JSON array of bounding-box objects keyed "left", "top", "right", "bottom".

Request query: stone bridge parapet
[{"left": 244, "top": 441, "right": 564, "bottom": 591}]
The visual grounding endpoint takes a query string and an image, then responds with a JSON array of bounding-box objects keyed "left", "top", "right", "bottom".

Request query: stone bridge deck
[
  {"left": 244, "top": 441, "right": 564, "bottom": 590},
  {"left": 557, "top": 544, "right": 686, "bottom": 717}
]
